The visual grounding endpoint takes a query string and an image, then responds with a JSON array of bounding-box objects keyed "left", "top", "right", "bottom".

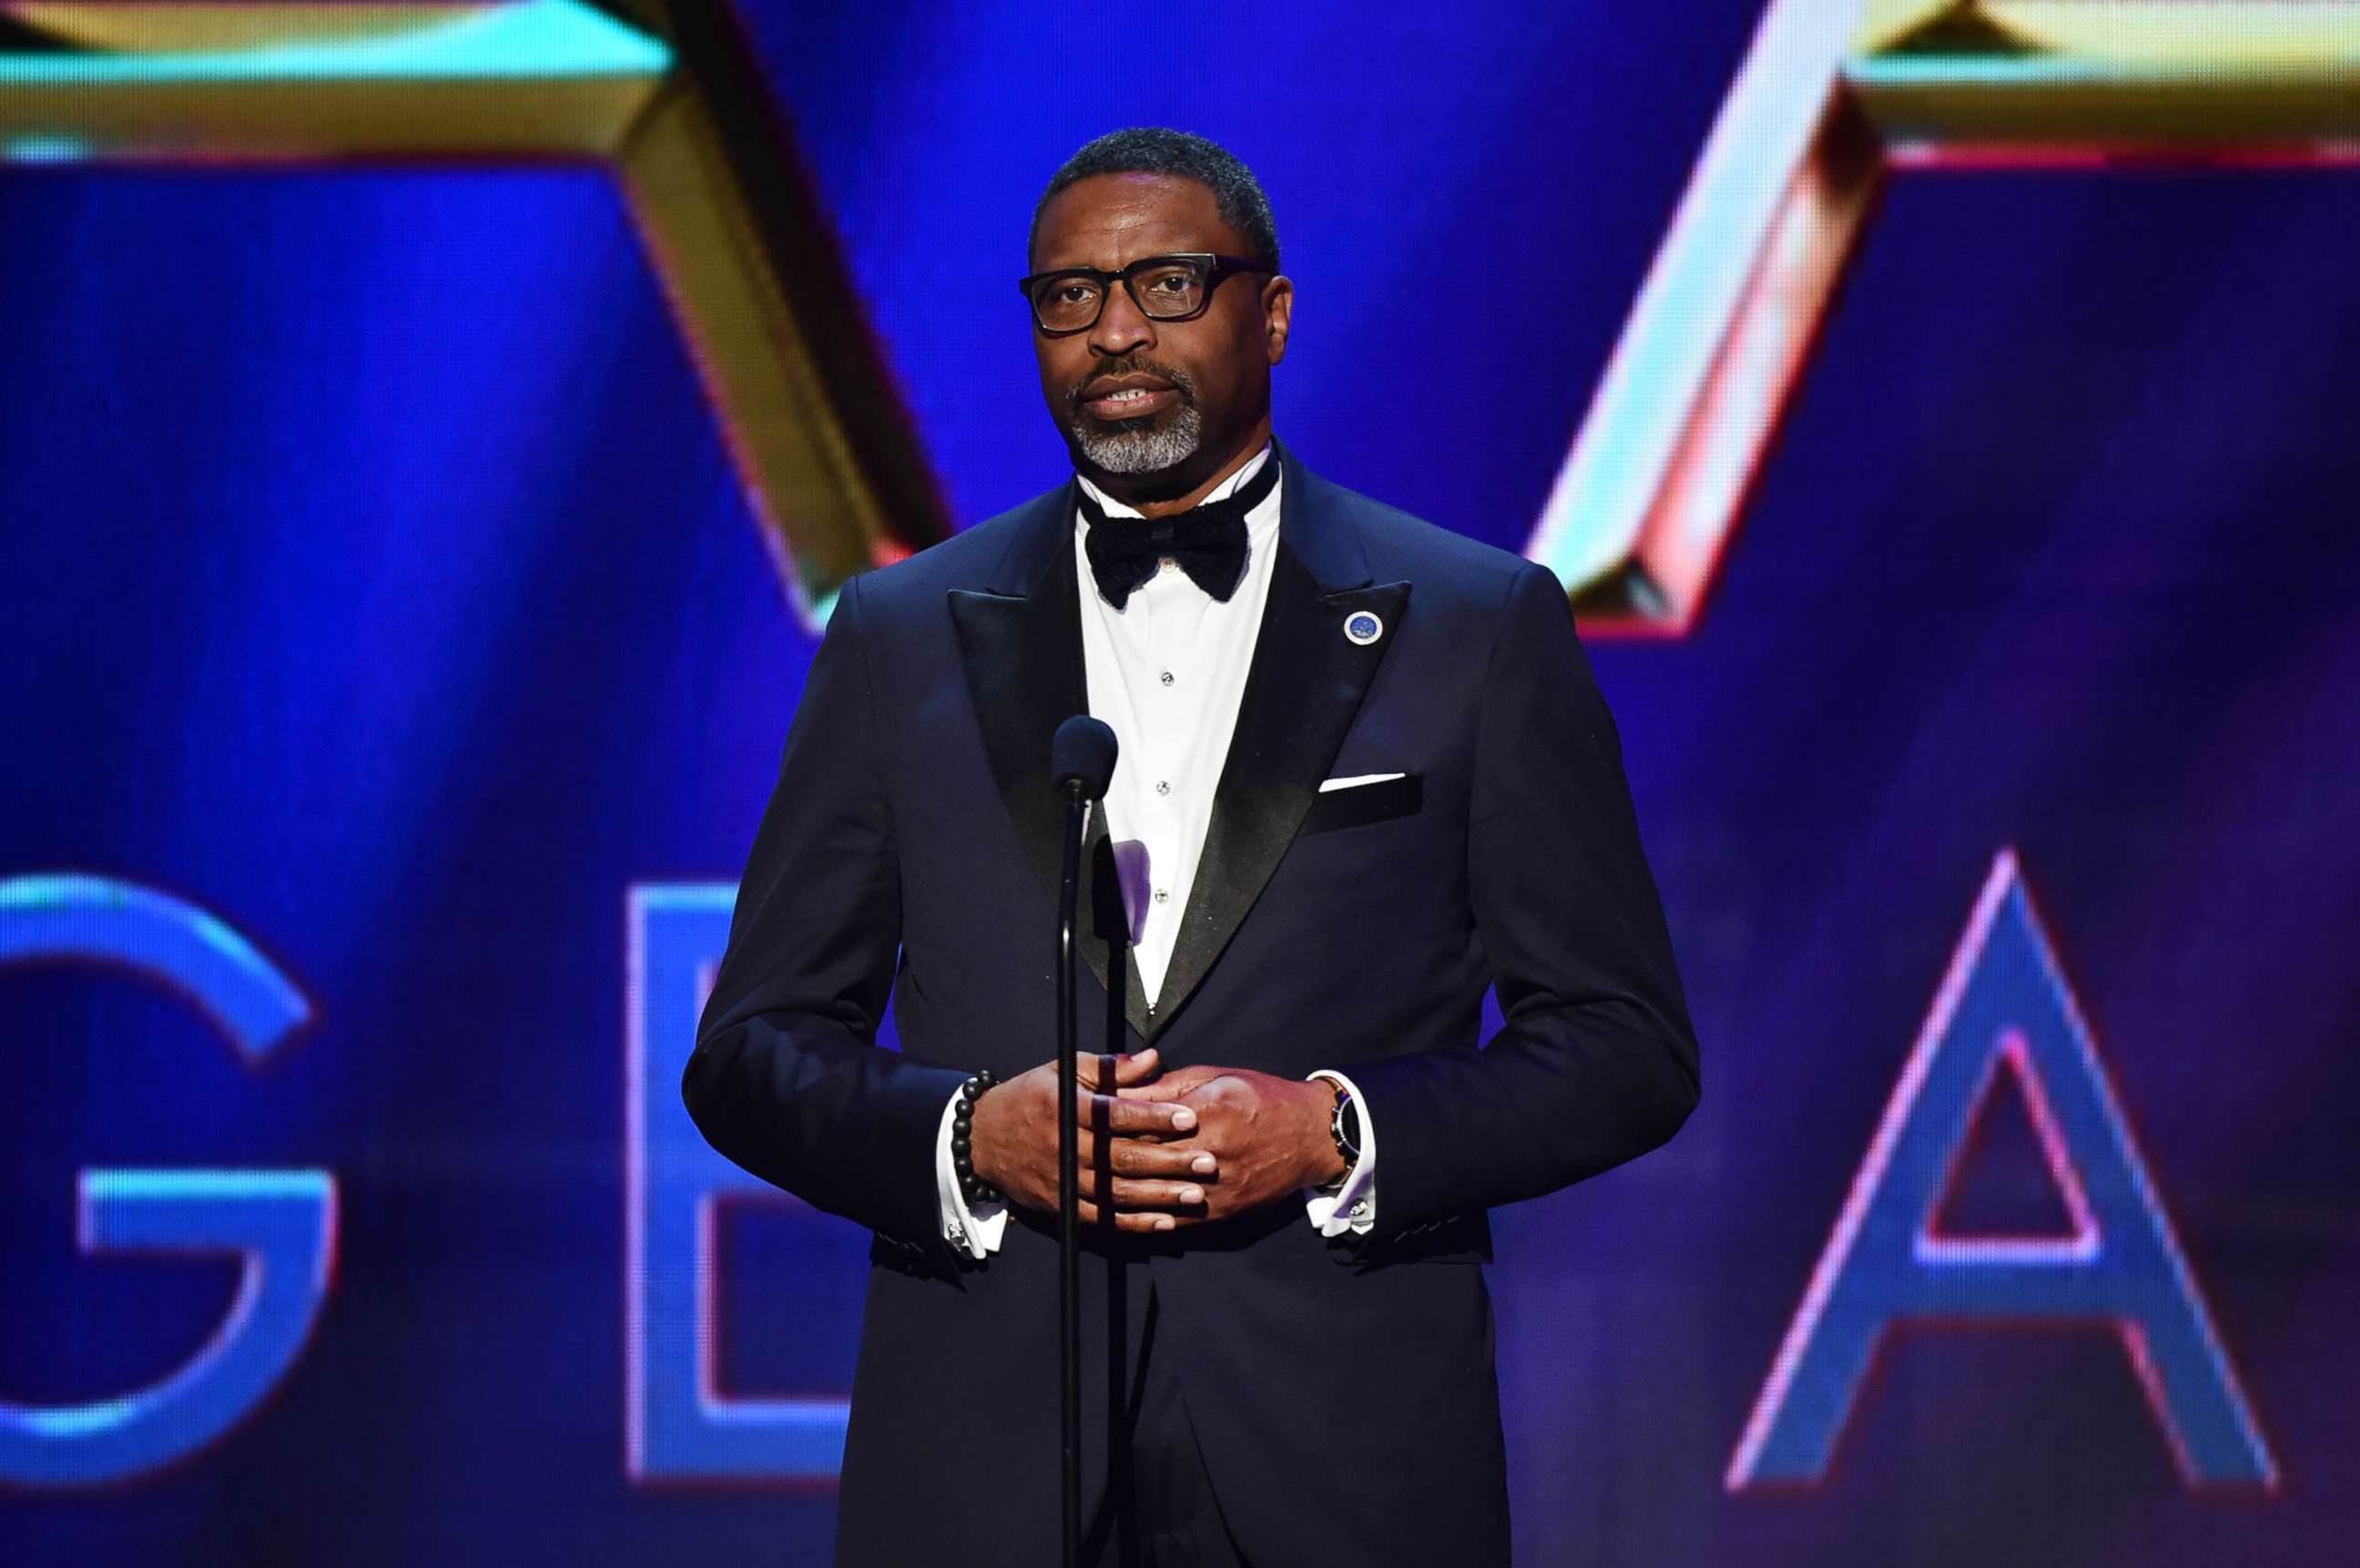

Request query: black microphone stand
[
  {"left": 1054, "top": 779, "right": 1088, "bottom": 1568},
  {"left": 1049, "top": 713, "right": 1114, "bottom": 1568}
]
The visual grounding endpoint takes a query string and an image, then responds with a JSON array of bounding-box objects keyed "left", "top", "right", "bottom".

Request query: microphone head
[{"left": 1052, "top": 715, "right": 1119, "bottom": 800}]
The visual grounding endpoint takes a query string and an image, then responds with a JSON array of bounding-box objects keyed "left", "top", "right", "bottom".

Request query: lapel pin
[{"left": 1343, "top": 610, "right": 1384, "bottom": 646}]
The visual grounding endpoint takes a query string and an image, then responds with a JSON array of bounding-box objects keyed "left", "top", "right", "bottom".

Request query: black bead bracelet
[{"left": 951, "top": 1068, "right": 1002, "bottom": 1207}]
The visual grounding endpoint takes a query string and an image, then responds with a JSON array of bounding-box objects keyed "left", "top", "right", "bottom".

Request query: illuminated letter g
[{"left": 0, "top": 875, "right": 336, "bottom": 1490}]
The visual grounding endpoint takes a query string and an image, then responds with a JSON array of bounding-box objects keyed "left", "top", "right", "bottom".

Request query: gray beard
[{"left": 1068, "top": 402, "right": 1203, "bottom": 475}]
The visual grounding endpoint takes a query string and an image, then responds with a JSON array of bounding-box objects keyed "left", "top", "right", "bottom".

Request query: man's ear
[{"left": 1262, "top": 275, "right": 1294, "bottom": 365}]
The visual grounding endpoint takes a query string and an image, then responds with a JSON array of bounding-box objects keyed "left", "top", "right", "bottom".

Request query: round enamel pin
[{"left": 1343, "top": 610, "right": 1384, "bottom": 646}]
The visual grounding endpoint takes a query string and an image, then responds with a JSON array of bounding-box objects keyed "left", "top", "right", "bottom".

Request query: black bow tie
[{"left": 1076, "top": 454, "right": 1281, "bottom": 610}]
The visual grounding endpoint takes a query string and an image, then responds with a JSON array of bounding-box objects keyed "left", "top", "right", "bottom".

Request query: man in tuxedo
[{"left": 684, "top": 127, "right": 1699, "bottom": 1567}]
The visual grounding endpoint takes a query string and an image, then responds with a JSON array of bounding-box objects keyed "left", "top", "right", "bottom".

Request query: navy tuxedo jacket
[{"left": 685, "top": 440, "right": 1699, "bottom": 1567}]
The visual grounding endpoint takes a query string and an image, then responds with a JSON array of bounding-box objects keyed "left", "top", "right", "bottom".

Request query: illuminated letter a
[{"left": 1727, "top": 850, "right": 2275, "bottom": 1492}]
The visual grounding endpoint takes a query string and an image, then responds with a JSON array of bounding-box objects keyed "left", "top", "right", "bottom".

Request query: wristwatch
[{"left": 1318, "top": 1078, "right": 1361, "bottom": 1194}]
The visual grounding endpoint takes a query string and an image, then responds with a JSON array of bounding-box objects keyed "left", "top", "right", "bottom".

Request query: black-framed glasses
[{"left": 1016, "top": 252, "right": 1275, "bottom": 335}]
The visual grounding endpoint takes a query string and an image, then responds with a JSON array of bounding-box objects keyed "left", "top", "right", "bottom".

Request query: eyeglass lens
[{"left": 1031, "top": 259, "right": 1209, "bottom": 331}]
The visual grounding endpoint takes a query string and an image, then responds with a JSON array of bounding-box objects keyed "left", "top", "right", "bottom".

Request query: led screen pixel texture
[{"left": 5, "top": 3, "right": 2358, "bottom": 1563}]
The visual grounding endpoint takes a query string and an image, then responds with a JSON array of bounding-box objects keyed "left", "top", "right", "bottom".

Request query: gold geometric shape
[
  {"left": 0, "top": 0, "right": 948, "bottom": 626},
  {"left": 1529, "top": 0, "right": 2360, "bottom": 636}
]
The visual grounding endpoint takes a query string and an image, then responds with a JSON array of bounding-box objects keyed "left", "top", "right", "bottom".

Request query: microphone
[
  {"left": 1048, "top": 712, "right": 1114, "bottom": 1568},
  {"left": 1052, "top": 714, "right": 1118, "bottom": 800}
]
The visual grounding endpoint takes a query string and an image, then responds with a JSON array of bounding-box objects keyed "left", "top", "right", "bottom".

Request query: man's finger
[
  {"left": 1106, "top": 1177, "right": 1209, "bottom": 1211},
  {"left": 1105, "top": 1138, "right": 1216, "bottom": 1178},
  {"left": 1075, "top": 1127, "right": 1208, "bottom": 1174},
  {"left": 1060, "top": 1048, "right": 1158, "bottom": 1088},
  {"left": 1112, "top": 1065, "right": 1226, "bottom": 1102},
  {"left": 1070, "top": 1085, "right": 1195, "bottom": 1136},
  {"left": 1077, "top": 1199, "right": 1186, "bottom": 1234},
  {"left": 1089, "top": 1093, "right": 1195, "bottom": 1138}
]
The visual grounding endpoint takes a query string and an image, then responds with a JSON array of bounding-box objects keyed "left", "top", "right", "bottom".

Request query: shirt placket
[{"left": 1135, "top": 572, "right": 1200, "bottom": 985}]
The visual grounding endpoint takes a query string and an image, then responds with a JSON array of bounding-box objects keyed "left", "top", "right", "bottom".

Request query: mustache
[{"left": 1067, "top": 357, "right": 1196, "bottom": 412}]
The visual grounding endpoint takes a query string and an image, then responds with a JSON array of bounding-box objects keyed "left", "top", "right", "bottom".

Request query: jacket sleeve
[
  {"left": 1341, "top": 562, "right": 1700, "bottom": 1241},
  {"left": 682, "top": 575, "right": 968, "bottom": 1248}
]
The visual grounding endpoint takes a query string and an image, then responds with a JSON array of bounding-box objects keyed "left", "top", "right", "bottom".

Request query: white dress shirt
[{"left": 935, "top": 444, "right": 1378, "bottom": 1257}]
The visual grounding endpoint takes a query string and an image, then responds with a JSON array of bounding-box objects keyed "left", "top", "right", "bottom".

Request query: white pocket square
[{"left": 1318, "top": 772, "right": 1408, "bottom": 793}]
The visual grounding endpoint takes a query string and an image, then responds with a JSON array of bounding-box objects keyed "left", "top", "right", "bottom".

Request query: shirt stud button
[
  {"left": 1155, "top": 780, "right": 1171, "bottom": 796},
  {"left": 1154, "top": 888, "right": 1170, "bottom": 904},
  {"left": 1159, "top": 671, "right": 1175, "bottom": 687}
]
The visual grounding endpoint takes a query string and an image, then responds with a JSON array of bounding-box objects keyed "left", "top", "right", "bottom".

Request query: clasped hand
[{"left": 968, "top": 1048, "right": 1345, "bottom": 1233}]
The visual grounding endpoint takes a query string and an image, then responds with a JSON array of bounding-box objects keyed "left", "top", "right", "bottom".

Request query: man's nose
[{"left": 1088, "top": 283, "right": 1156, "bottom": 356}]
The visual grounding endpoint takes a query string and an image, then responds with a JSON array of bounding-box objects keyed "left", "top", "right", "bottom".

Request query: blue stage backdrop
[{"left": 5, "top": 3, "right": 2359, "bottom": 1563}]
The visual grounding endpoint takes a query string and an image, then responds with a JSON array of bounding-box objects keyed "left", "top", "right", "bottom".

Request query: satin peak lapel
[{"left": 948, "top": 491, "right": 1153, "bottom": 1042}]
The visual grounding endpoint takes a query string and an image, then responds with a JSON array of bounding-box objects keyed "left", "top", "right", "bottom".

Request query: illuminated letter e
[{"left": 626, "top": 884, "right": 848, "bottom": 1482}]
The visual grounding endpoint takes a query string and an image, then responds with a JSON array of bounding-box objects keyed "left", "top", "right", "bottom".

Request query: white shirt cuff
[
  {"left": 1303, "top": 1068, "right": 1376, "bottom": 1237},
  {"left": 934, "top": 1087, "right": 1007, "bottom": 1259}
]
